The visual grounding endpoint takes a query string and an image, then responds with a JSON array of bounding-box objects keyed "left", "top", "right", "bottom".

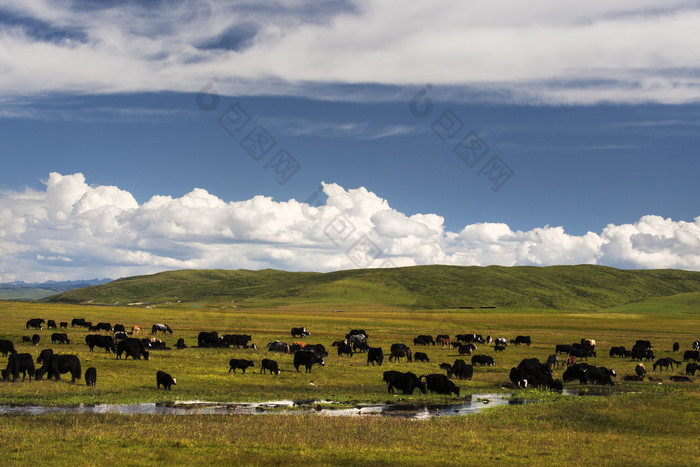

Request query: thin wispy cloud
[
  {"left": 0, "top": 103, "right": 194, "bottom": 122},
  {"left": 611, "top": 119, "right": 700, "bottom": 128},
  {"left": 260, "top": 117, "right": 419, "bottom": 140},
  {"left": 1, "top": 1, "right": 700, "bottom": 104},
  {"left": 580, "top": 145, "right": 638, "bottom": 151}
]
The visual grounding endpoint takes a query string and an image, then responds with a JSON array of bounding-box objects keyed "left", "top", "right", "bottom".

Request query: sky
[{"left": 1, "top": 0, "right": 700, "bottom": 282}]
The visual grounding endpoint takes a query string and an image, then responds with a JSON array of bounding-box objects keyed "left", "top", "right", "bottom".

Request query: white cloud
[
  {"left": 0, "top": 172, "right": 699, "bottom": 282},
  {"left": 1, "top": 1, "right": 700, "bottom": 104}
]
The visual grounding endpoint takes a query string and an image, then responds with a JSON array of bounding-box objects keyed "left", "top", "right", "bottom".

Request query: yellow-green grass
[
  {"left": 0, "top": 299, "right": 698, "bottom": 405},
  {"left": 0, "top": 391, "right": 698, "bottom": 465},
  {"left": 0, "top": 298, "right": 699, "bottom": 465}
]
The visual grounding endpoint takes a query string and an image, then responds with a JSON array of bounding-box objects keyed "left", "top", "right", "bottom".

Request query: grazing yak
[
  {"left": 221, "top": 334, "right": 252, "bottom": 349},
  {"left": 672, "top": 342, "right": 680, "bottom": 352},
  {"left": 85, "top": 367, "right": 97, "bottom": 386},
  {"left": 421, "top": 374, "right": 460, "bottom": 395},
  {"left": 685, "top": 363, "right": 699, "bottom": 376},
  {"left": 513, "top": 335, "right": 531, "bottom": 346},
  {"left": 456, "top": 334, "right": 483, "bottom": 344},
  {"left": 95, "top": 322, "right": 112, "bottom": 332},
  {"left": 414, "top": 352, "right": 430, "bottom": 363},
  {"left": 471, "top": 355, "right": 494, "bottom": 366},
  {"left": 291, "top": 327, "right": 310, "bottom": 337},
  {"left": 367, "top": 347, "right": 384, "bottom": 366},
  {"left": 113, "top": 324, "right": 126, "bottom": 333},
  {"left": 563, "top": 363, "right": 616, "bottom": 386},
  {"left": 555, "top": 344, "right": 571, "bottom": 354},
  {"left": 176, "top": 338, "right": 187, "bottom": 349},
  {"left": 458, "top": 343, "right": 477, "bottom": 355},
  {"left": 47, "top": 320, "right": 57, "bottom": 329},
  {"left": 413, "top": 335, "right": 435, "bottom": 346},
  {"left": 636, "top": 363, "right": 647, "bottom": 378},
  {"left": 36, "top": 354, "right": 81, "bottom": 383},
  {"left": 382, "top": 371, "right": 426, "bottom": 395},
  {"left": 71, "top": 318, "right": 86, "bottom": 327},
  {"left": 86, "top": 334, "right": 115, "bottom": 353},
  {"left": 293, "top": 350, "right": 325, "bottom": 373},
  {"left": 2, "top": 353, "right": 35, "bottom": 381},
  {"left": 609, "top": 346, "right": 627, "bottom": 358},
  {"left": 228, "top": 359, "right": 254, "bottom": 374},
  {"left": 0, "top": 339, "right": 16, "bottom": 356},
  {"left": 199, "top": 332, "right": 221, "bottom": 348},
  {"left": 635, "top": 340, "right": 653, "bottom": 350},
  {"left": 26, "top": 318, "right": 44, "bottom": 330},
  {"left": 352, "top": 341, "right": 369, "bottom": 353},
  {"left": 389, "top": 344, "right": 412, "bottom": 363},
  {"left": 447, "top": 359, "right": 473, "bottom": 380},
  {"left": 337, "top": 343, "right": 354, "bottom": 357},
  {"left": 261, "top": 358, "right": 281, "bottom": 375},
  {"left": 683, "top": 350, "right": 699, "bottom": 362},
  {"left": 546, "top": 354, "right": 559, "bottom": 369},
  {"left": 631, "top": 348, "right": 655, "bottom": 362},
  {"left": 569, "top": 343, "right": 596, "bottom": 360},
  {"left": 267, "top": 341, "right": 291, "bottom": 353},
  {"left": 116, "top": 339, "right": 149, "bottom": 360},
  {"left": 31, "top": 334, "right": 40, "bottom": 346},
  {"left": 510, "top": 358, "right": 563, "bottom": 390},
  {"left": 51, "top": 333, "right": 70, "bottom": 344},
  {"left": 156, "top": 370, "right": 176, "bottom": 390}
]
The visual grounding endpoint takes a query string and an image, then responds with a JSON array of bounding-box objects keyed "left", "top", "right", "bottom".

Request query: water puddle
[{"left": 0, "top": 393, "right": 541, "bottom": 419}]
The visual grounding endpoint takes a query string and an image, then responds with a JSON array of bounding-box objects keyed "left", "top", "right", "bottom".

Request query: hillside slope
[{"left": 44, "top": 265, "right": 700, "bottom": 310}]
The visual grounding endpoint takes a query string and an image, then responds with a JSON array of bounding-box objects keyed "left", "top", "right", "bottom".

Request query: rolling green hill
[{"left": 44, "top": 265, "right": 700, "bottom": 311}]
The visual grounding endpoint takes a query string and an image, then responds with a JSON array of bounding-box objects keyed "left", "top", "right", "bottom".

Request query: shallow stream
[{"left": 0, "top": 391, "right": 588, "bottom": 419}]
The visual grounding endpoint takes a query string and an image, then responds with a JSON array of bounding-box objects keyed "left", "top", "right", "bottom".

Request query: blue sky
[{"left": 1, "top": 1, "right": 699, "bottom": 281}]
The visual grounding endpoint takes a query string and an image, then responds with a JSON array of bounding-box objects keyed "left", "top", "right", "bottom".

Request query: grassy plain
[{"left": 0, "top": 295, "right": 698, "bottom": 465}]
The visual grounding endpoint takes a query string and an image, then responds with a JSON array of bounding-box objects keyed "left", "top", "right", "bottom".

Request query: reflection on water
[{"left": 0, "top": 394, "right": 540, "bottom": 419}]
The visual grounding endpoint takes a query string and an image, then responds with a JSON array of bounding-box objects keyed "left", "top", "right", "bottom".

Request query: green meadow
[{"left": 0, "top": 265, "right": 699, "bottom": 464}]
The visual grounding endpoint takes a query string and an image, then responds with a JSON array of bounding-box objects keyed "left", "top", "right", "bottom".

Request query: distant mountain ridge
[
  {"left": 0, "top": 278, "right": 113, "bottom": 300},
  {"left": 44, "top": 265, "right": 700, "bottom": 311}
]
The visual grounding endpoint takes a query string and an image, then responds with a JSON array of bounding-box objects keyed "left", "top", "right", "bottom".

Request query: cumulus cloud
[
  {"left": 1, "top": 1, "right": 700, "bottom": 104},
  {"left": 0, "top": 172, "right": 699, "bottom": 282}
]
